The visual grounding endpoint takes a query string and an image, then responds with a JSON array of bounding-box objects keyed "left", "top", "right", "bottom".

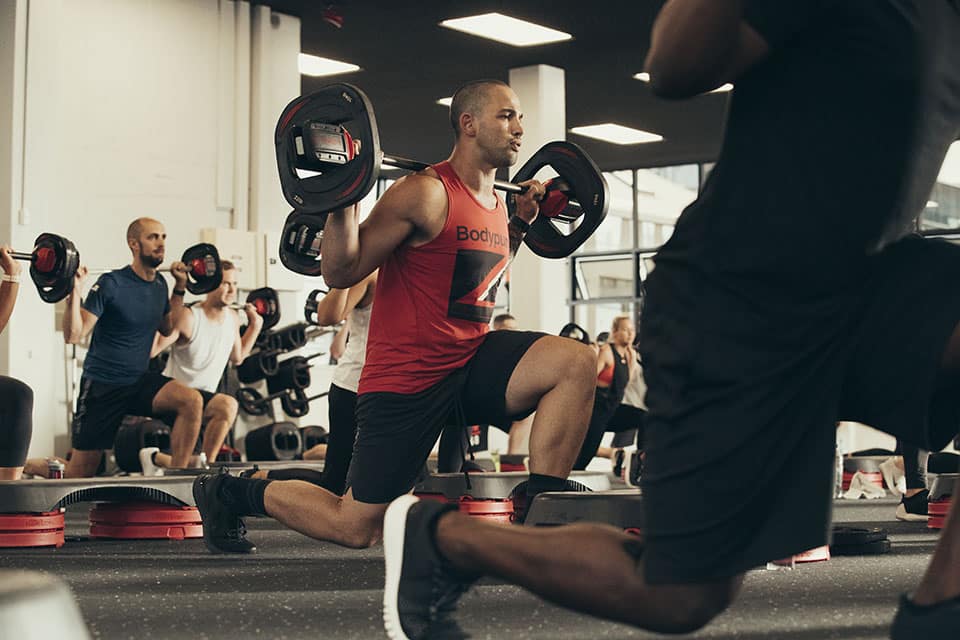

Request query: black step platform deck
[
  {"left": 525, "top": 488, "right": 643, "bottom": 528},
  {"left": 413, "top": 470, "right": 611, "bottom": 500}
]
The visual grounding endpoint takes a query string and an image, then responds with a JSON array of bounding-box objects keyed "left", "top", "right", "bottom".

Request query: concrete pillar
[{"left": 507, "top": 65, "right": 568, "bottom": 333}]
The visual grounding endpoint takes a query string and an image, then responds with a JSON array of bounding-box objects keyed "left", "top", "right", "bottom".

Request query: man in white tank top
[{"left": 151, "top": 261, "right": 263, "bottom": 466}]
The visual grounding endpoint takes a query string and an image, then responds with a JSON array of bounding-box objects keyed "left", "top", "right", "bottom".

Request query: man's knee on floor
[
  {"left": 335, "top": 499, "right": 386, "bottom": 548},
  {"left": 338, "top": 516, "right": 382, "bottom": 549},
  {"left": 648, "top": 579, "right": 739, "bottom": 634}
]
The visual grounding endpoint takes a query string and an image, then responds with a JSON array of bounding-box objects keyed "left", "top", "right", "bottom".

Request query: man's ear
[{"left": 460, "top": 112, "right": 477, "bottom": 137}]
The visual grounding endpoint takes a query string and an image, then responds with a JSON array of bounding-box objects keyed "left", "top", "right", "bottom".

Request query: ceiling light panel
[
  {"left": 570, "top": 123, "right": 663, "bottom": 145},
  {"left": 440, "top": 13, "right": 572, "bottom": 47},
  {"left": 298, "top": 53, "right": 359, "bottom": 77}
]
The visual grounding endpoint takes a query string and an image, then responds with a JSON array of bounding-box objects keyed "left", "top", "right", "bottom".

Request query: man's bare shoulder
[{"left": 375, "top": 168, "right": 448, "bottom": 228}]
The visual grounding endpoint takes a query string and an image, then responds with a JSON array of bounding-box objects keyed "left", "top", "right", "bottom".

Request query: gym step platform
[
  {"left": 413, "top": 470, "right": 611, "bottom": 500},
  {"left": 0, "top": 476, "right": 197, "bottom": 513},
  {"left": 524, "top": 488, "right": 643, "bottom": 529},
  {"left": 161, "top": 460, "right": 326, "bottom": 476}
]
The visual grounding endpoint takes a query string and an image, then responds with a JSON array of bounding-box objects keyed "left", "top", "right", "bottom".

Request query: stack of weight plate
[
  {"left": 830, "top": 526, "right": 891, "bottom": 555},
  {"left": 0, "top": 510, "right": 65, "bottom": 548},
  {"left": 89, "top": 502, "right": 202, "bottom": 540}
]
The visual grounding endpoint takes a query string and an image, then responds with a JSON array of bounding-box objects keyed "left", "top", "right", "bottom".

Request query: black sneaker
[
  {"left": 612, "top": 449, "right": 626, "bottom": 478},
  {"left": 891, "top": 593, "right": 960, "bottom": 639},
  {"left": 625, "top": 451, "right": 643, "bottom": 488},
  {"left": 508, "top": 478, "right": 592, "bottom": 524},
  {"left": 192, "top": 473, "right": 257, "bottom": 553},
  {"left": 383, "top": 495, "right": 475, "bottom": 640},
  {"left": 896, "top": 489, "right": 929, "bottom": 522}
]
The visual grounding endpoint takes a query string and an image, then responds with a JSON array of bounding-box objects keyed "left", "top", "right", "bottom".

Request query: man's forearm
[
  {"left": 0, "top": 283, "right": 17, "bottom": 334},
  {"left": 63, "top": 295, "right": 82, "bottom": 343},
  {"left": 239, "top": 322, "right": 262, "bottom": 359},
  {"left": 320, "top": 208, "right": 362, "bottom": 287}
]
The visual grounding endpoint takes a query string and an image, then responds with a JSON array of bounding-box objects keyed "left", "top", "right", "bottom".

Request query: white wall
[{"left": 0, "top": 0, "right": 301, "bottom": 458}]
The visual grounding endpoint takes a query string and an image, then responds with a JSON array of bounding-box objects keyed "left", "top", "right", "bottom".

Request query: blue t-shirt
[{"left": 82, "top": 266, "right": 170, "bottom": 384}]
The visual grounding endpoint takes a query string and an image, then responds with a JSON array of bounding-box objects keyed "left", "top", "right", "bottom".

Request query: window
[{"left": 919, "top": 142, "right": 960, "bottom": 231}]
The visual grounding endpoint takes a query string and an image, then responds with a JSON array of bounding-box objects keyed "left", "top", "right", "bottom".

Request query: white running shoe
[
  {"left": 880, "top": 457, "right": 906, "bottom": 497},
  {"left": 138, "top": 447, "right": 162, "bottom": 477}
]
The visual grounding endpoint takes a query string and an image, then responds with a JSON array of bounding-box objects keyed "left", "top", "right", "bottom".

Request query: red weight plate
[
  {"left": 458, "top": 497, "right": 513, "bottom": 516},
  {"left": 190, "top": 258, "right": 206, "bottom": 276},
  {"left": 90, "top": 523, "right": 203, "bottom": 540},
  {"left": 928, "top": 499, "right": 952, "bottom": 517},
  {"left": 0, "top": 511, "right": 65, "bottom": 531},
  {"left": 928, "top": 515, "right": 946, "bottom": 530},
  {"left": 0, "top": 529, "right": 65, "bottom": 548},
  {"left": 34, "top": 247, "right": 57, "bottom": 273},
  {"left": 89, "top": 503, "right": 201, "bottom": 525},
  {"left": 254, "top": 299, "right": 268, "bottom": 314}
]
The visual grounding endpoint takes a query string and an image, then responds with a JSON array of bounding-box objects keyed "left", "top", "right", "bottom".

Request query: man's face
[
  {"left": 210, "top": 268, "right": 238, "bottom": 307},
  {"left": 133, "top": 221, "right": 166, "bottom": 268},
  {"left": 474, "top": 85, "right": 524, "bottom": 169}
]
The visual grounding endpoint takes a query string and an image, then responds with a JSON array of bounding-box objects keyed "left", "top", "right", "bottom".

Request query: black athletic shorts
[
  {"left": 640, "top": 235, "right": 960, "bottom": 584},
  {"left": 607, "top": 405, "right": 646, "bottom": 449},
  {"left": 350, "top": 330, "right": 547, "bottom": 503},
  {"left": 72, "top": 371, "right": 174, "bottom": 450}
]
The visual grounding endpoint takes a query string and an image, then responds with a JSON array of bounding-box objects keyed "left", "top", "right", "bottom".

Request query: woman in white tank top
[{"left": 297, "top": 271, "right": 378, "bottom": 495}]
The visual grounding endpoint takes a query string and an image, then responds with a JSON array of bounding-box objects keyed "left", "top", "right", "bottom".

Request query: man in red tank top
[{"left": 191, "top": 81, "right": 597, "bottom": 561}]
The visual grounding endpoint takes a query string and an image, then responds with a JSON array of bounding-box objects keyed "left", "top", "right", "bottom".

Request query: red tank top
[{"left": 359, "top": 162, "right": 510, "bottom": 394}]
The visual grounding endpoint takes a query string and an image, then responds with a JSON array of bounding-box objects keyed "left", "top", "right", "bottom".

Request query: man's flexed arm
[
  {"left": 321, "top": 174, "right": 447, "bottom": 288},
  {"left": 645, "top": 0, "right": 769, "bottom": 99}
]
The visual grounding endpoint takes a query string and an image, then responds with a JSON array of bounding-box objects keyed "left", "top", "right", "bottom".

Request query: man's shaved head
[
  {"left": 449, "top": 79, "right": 512, "bottom": 137},
  {"left": 127, "top": 217, "right": 162, "bottom": 243}
]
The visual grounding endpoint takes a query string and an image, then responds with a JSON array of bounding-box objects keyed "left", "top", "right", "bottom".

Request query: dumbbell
[
  {"left": 265, "top": 352, "right": 325, "bottom": 394},
  {"left": 274, "top": 322, "right": 310, "bottom": 351},
  {"left": 304, "top": 288, "right": 330, "bottom": 325},
  {"left": 236, "top": 351, "right": 281, "bottom": 384},
  {"left": 236, "top": 325, "right": 315, "bottom": 384},
  {"left": 235, "top": 387, "right": 294, "bottom": 416},
  {"left": 280, "top": 387, "right": 330, "bottom": 419}
]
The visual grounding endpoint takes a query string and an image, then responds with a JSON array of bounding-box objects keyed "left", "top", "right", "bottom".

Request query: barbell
[
  {"left": 9, "top": 233, "right": 223, "bottom": 303},
  {"left": 186, "top": 286, "right": 281, "bottom": 331},
  {"left": 274, "top": 83, "right": 610, "bottom": 276}
]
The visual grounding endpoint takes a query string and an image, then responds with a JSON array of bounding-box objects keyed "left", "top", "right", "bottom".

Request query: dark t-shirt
[
  {"left": 656, "top": 0, "right": 960, "bottom": 294},
  {"left": 83, "top": 266, "right": 170, "bottom": 384}
]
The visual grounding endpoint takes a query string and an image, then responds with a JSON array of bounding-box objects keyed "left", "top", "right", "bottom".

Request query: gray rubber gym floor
[{"left": 0, "top": 494, "right": 939, "bottom": 640}]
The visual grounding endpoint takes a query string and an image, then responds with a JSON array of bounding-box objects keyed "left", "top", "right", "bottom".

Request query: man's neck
[
  {"left": 201, "top": 298, "right": 227, "bottom": 319},
  {"left": 447, "top": 148, "right": 498, "bottom": 199},
  {"left": 129, "top": 261, "right": 156, "bottom": 281}
]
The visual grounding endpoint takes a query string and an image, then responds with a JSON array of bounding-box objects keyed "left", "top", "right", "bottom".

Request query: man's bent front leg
[
  {"left": 504, "top": 336, "right": 596, "bottom": 477},
  {"left": 263, "top": 482, "right": 386, "bottom": 548},
  {"left": 152, "top": 381, "right": 203, "bottom": 468}
]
